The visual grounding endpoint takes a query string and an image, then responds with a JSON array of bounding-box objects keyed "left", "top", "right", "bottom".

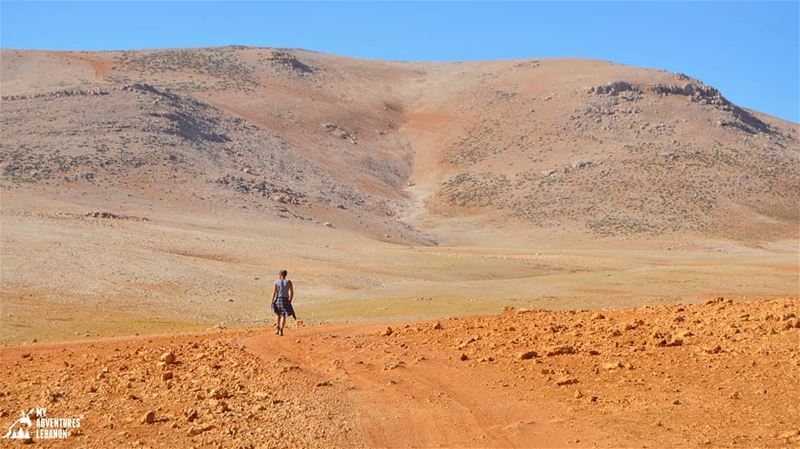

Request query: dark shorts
[{"left": 272, "top": 297, "right": 295, "bottom": 317}]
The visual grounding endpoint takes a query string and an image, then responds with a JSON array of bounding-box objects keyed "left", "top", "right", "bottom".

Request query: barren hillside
[{"left": 2, "top": 46, "right": 798, "bottom": 243}]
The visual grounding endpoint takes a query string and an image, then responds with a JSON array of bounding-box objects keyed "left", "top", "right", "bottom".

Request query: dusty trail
[
  {"left": 0, "top": 297, "right": 797, "bottom": 448},
  {"left": 243, "top": 323, "right": 607, "bottom": 448},
  {"left": 242, "top": 296, "right": 800, "bottom": 448},
  {"left": 43, "top": 51, "right": 113, "bottom": 80}
]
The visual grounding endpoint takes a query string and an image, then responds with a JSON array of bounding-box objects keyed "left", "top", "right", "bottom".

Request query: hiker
[{"left": 271, "top": 269, "right": 295, "bottom": 336}]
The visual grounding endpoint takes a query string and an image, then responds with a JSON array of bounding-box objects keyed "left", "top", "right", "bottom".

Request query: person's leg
[
  {"left": 279, "top": 316, "right": 286, "bottom": 335},
  {"left": 275, "top": 314, "right": 281, "bottom": 334}
]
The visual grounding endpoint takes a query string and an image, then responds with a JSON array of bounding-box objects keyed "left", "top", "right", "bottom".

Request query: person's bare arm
[
  {"left": 271, "top": 283, "right": 278, "bottom": 304},
  {"left": 288, "top": 281, "right": 294, "bottom": 302}
]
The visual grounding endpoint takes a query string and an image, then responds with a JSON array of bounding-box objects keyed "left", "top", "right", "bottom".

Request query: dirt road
[
  {"left": 243, "top": 324, "right": 605, "bottom": 448},
  {"left": 241, "top": 296, "right": 800, "bottom": 448},
  {"left": 1, "top": 297, "right": 798, "bottom": 448}
]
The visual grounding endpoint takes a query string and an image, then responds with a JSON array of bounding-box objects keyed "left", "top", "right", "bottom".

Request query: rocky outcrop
[
  {"left": 215, "top": 175, "right": 305, "bottom": 205},
  {"left": 650, "top": 82, "right": 773, "bottom": 134},
  {"left": 586, "top": 81, "right": 640, "bottom": 96},
  {"left": 264, "top": 50, "right": 317, "bottom": 75}
]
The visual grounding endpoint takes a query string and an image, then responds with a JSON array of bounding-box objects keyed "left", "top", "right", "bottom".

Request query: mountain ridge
[{"left": 1, "top": 46, "right": 798, "bottom": 246}]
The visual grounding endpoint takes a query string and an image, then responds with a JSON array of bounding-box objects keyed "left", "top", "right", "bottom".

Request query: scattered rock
[
  {"left": 657, "top": 336, "right": 683, "bottom": 347},
  {"left": 209, "top": 387, "right": 230, "bottom": 399},
  {"left": 187, "top": 424, "right": 215, "bottom": 436},
  {"left": 778, "top": 430, "right": 800, "bottom": 440},
  {"left": 85, "top": 211, "right": 146, "bottom": 221},
  {"left": 602, "top": 361, "right": 623, "bottom": 370},
  {"left": 185, "top": 409, "right": 198, "bottom": 422},
  {"left": 625, "top": 320, "right": 644, "bottom": 330},
  {"left": 546, "top": 345, "right": 577, "bottom": 356},
  {"left": 515, "top": 350, "right": 539, "bottom": 360},
  {"left": 141, "top": 410, "right": 156, "bottom": 424},
  {"left": 556, "top": 377, "right": 579, "bottom": 386},
  {"left": 160, "top": 351, "right": 176, "bottom": 364},
  {"left": 321, "top": 123, "right": 357, "bottom": 143},
  {"left": 573, "top": 160, "right": 597, "bottom": 171}
]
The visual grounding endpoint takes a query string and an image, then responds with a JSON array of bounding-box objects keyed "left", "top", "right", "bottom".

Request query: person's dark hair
[{"left": 279, "top": 270, "right": 288, "bottom": 277}]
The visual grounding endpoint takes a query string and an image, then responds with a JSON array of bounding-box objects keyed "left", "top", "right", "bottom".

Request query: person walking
[{"left": 271, "top": 270, "right": 295, "bottom": 336}]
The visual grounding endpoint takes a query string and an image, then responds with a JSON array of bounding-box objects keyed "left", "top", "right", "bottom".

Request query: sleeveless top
[{"left": 276, "top": 279, "right": 291, "bottom": 298}]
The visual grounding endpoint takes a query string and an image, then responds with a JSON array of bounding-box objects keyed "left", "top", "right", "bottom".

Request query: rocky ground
[
  {"left": 1, "top": 297, "right": 797, "bottom": 448},
  {"left": 0, "top": 328, "right": 357, "bottom": 449}
]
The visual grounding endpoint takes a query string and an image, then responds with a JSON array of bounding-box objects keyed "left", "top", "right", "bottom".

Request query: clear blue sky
[{"left": 1, "top": 1, "right": 798, "bottom": 122}]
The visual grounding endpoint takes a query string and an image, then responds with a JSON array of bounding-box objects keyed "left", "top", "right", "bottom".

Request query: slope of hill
[
  {"left": 2, "top": 46, "right": 798, "bottom": 243},
  {"left": 407, "top": 60, "right": 799, "bottom": 240}
]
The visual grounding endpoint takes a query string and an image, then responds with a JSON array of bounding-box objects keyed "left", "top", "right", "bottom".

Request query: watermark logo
[
  {"left": 3, "top": 407, "right": 82, "bottom": 441},
  {"left": 3, "top": 411, "right": 32, "bottom": 440}
]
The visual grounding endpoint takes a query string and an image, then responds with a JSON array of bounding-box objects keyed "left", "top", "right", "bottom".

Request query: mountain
[
  {"left": 2, "top": 46, "right": 798, "bottom": 245},
  {"left": 1, "top": 47, "right": 798, "bottom": 342}
]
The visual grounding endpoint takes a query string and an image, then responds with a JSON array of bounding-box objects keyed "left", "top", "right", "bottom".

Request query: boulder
[
  {"left": 515, "top": 350, "right": 539, "bottom": 360},
  {"left": 159, "top": 351, "right": 176, "bottom": 365}
]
